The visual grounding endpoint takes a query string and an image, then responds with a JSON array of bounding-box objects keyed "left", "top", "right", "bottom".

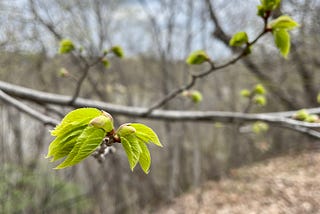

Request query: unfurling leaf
[
  {"left": 254, "top": 84, "right": 266, "bottom": 95},
  {"left": 254, "top": 95, "right": 267, "bottom": 106},
  {"left": 182, "top": 90, "right": 203, "bottom": 103},
  {"left": 89, "top": 111, "right": 114, "bottom": 132},
  {"left": 240, "top": 89, "right": 251, "bottom": 98},
  {"left": 47, "top": 108, "right": 115, "bottom": 169},
  {"left": 111, "top": 46, "right": 124, "bottom": 58},
  {"left": 257, "top": 0, "right": 281, "bottom": 16},
  {"left": 252, "top": 121, "right": 269, "bottom": 134},
  {"left": 273, "top": 29, "right": 290, "bottom": 58},
  {"left": 269, "top": 15, "right": 299, "bottom": 31},
  {"left": 186, "top": 50, "right": 210, "bottom": 65},
  {"left": 55, "top": 126, "right": 105, "bottom": 169},
  {"left": 59, "top": 39, "right": 75, "bottom": 54},
  {"left": 229, "top": 32, "right": 248, "bottom": 47},
  {"left": 102, "top": 58, "right": 110, "bottom": 69},
  {"left": 305, "top": 114, "right": 319, "bottom": 123},
  {"left": 293, "top": 109, "right": 309, "bottom": 121},
  {"left": 129, "top": 123, "right": 162, "bottom": 147}
]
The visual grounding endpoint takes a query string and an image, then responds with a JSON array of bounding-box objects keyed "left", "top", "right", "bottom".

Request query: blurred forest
[{"left": 0, "top": 0, "right": 320, "bottom": 213}]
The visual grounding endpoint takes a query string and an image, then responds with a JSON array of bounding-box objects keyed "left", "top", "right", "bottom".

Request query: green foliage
[
  {"left": 116, "top": 123, "right": 162, "bottom": 173},
  {"left": 293, "top": 109, "right": 309, "bottom": 121},
  {"left": 273, "top": 29, "right": 290, "bottom": 58},
  {"left": 254, "top": 84, "right": 266, "bottom": 95},
  {"left": 229, "top": 32, "right": 249, "bottom": 47},
  {"left": 317, "top": 93, "right": 320, "bottom": 104},
  {"left": 305, "top": 114, "right": 319, "bottom": 123},
  {"left": 47, "top": 108, "right": 162, "bottom": 174},
  {"left": 182, "top": 90, "right": 203, "bottom": 103},
  {"left": 269, "top": 15, "right": 298, "bottom": 58},
  {"left": 252, "top": 121, "right": 269, "bottom": 134},
  {"left": 89, "top": 112, "right": 113, "bottom": 132},
  {"left": 253, "top": 95, "right": 267, "bottom": 106},
  {"left": 111, "top": 46, "right": 124, "bottom": 58},
  {"left": 59, "top": 39, "right": 75, "bottom": 54},
  {"left": 102, "top": 58, "right": 110, "bottom": 69},
  {"left": 186, "top": 50, "right": 210, "bottom": 65},
  {"left": 257, "top": 0, "right": 281, "bottom": 16},
  {"left": 269, "top": 15, "right": 299, "bottom": 30},
  {"left": 47, "top": 108, "right": 112, "bottom": 168},
  {"left": 240, "top": 89, "right": 251, "bottom": 98}
]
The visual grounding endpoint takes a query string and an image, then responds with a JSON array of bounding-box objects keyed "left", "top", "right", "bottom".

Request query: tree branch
[
  {"left": 0, "top": 89, "right": 58, "bottom": 126},
  {"left": 2, "top": 80, "right": 320, "bottom": 139}
]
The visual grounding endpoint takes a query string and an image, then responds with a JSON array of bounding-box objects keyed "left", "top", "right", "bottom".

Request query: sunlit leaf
[
  {"left": 186, "top": 50, "right": 209, "bottom": 65},
  {"left": 229, "top": 32, "right": 248, "bottom": 47},
  {"left": 138, "top": 142, "right": 151, "bottom": 174},
  {"left": 269, "top": 15, "right": 299, "bottom": 31},
  {"left": 121, "top": 135, "right": 141, "bottom": 171},
  {"left": 129, "top": 123, "right": 162, "bottom": 147},
  {"left": 55, "top": 126, "right": 105, "bottom": 169},
  {"left": 273, "top": 29, "right": 290, "bottom": 58},
  {"left": 51, "top": 108, "right": 101, "bottom": 136},
  {"left": 59, "top": 39, "right": 75, "bottom": 54},
  {"left": 111, "top": 46, "right": 124, "bottom": 58}
]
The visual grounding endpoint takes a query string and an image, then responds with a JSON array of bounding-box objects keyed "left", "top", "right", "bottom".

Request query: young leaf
[
  {"left": 129, "top": 123, "right": 162, "bottom": 147},
  {"left": 102, "top": 58, "right": 110, "bottom": 69},
  {"left": 254, "top": 84, "right": 266, "bottom": 95},
  {"left": 138, "top": 141, "right": 151, "bottom": 174},
  {"left": 240, "top": 89, "right": 251, "bottom": 98},
  {"left": 269, "top": 15, "right": 299, "bottom": 31},
  {"left": 51, "top": 108, "right": 101, "bottom": 136},
  {"left": 261, "top": 0, "right": 281, "bottom": 11},
  {"left": 47, "top": 125, "right": 87, "bottom": 161},
  {"left": 186, "top": 50, "right": 209, "bottom": 65},
  {"left": 121, "top": 136, "right": 141, "bottom": 171},
  {"left": 55, "top": 126, "right": 106, "bottom": 169},
  {"left": 229, "top": 32, "right": 248, "bottom": 47},
  {"left": 254, "top": 95, "right": 267, "bottom": 106},
  {"left": 111, "top": 46, "right": 124, "bottom": 58},
  {"left": 273, "top": 29, "right": 290, "bottom": 58},
  {"left": 59, "top": 39, "right": 75, "bottom": 54}
]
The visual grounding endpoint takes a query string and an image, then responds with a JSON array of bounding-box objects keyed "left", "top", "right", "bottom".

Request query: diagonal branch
[{"left": 0, "top": 89, "right": 58, "bottom": 126}]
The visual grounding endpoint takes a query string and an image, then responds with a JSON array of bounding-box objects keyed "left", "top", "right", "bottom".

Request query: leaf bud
[{"left": 89, "top": 113, "right": 114, "bottom": 133}]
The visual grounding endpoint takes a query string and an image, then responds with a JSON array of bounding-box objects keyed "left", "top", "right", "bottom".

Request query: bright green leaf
[
  {"left": 269, "top": 15, "right": 299, "bottom": 31},
  {"left": 254, "top": 95, "right": 267, "bottom": 106},
  {"left": 273, "top": 29, "right": 290, "bottom": 58},
  {"left": 129, "top": 123, "right": 162, "bottom": 147},
  {"left": 138, "top": 142, "right": 151, "bottom": 174},
  {"left": 59, "top": 39, "right": 75, "bottom": 54},
  {"left": 111, "top": 46, "right": 124, "bottom": 58},
  {"left": 47, "top": 125, "right": 87, "bottom": 161},
  {"left": 55, "top": 126, "right": 105, "bottom": 169},
  {"left": 240, "top": 89, "right": 251, "bottom": 98},
  {"left": 293, "top": 109, "right": 309, "bottom": 121},
  {"left": 102, "top": 58, "right": 110, "bottom": 69},
  {"left": 229, "top": 32, "right": 248, "bottom": 47},
  {"left": 121, "top": 135, "right": 141, "bottom": 171},
  {"left": 305, "top": 114, "right": 319, "bottom": 123},
  {"left": 254, "top": 84, "right": 266, "bottom": 95},
  {"left": 51, "top": 108, "right": 101, "bottom": 136},
  {"left": 186, "top": 50, "right": 209, "bottom": 65}
]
